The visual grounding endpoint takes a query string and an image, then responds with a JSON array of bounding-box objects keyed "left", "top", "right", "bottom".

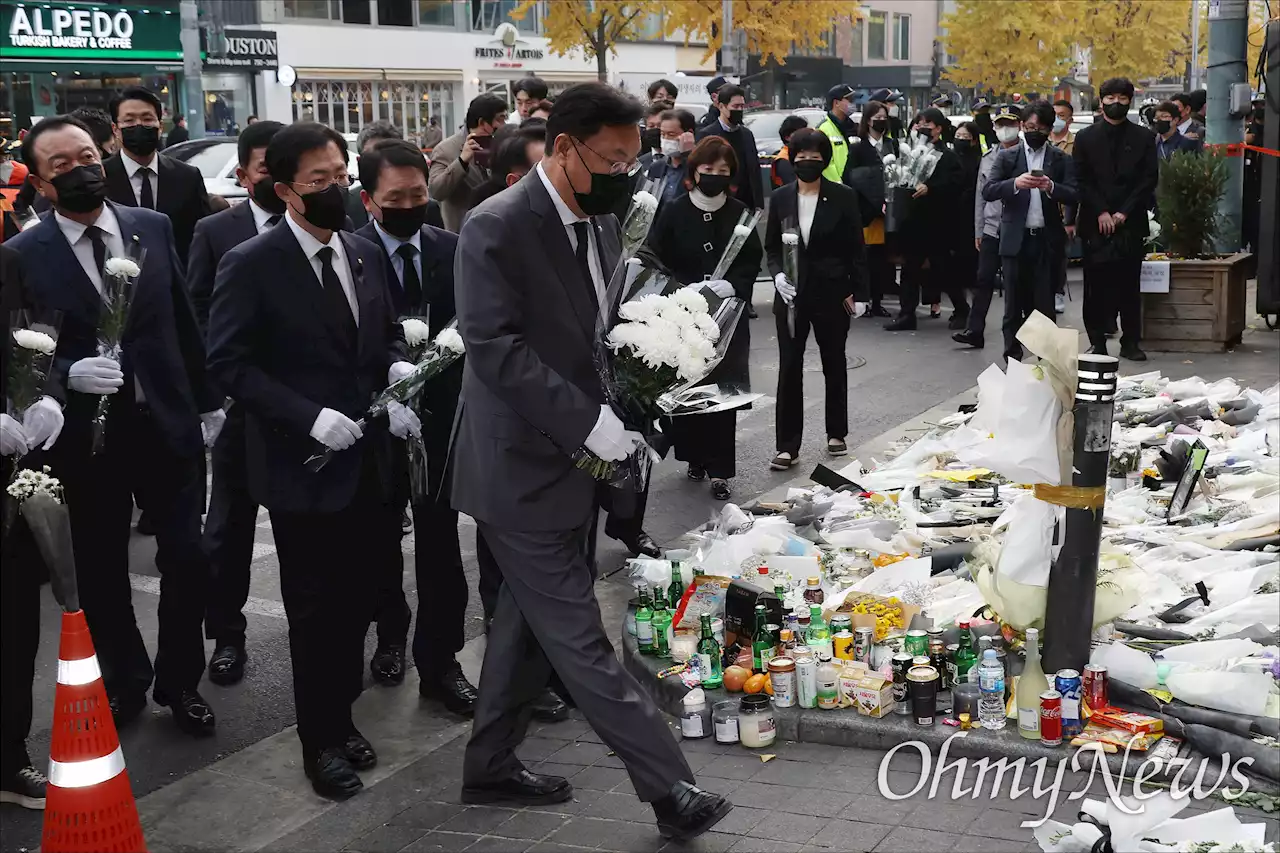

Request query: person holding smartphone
[{"left": 428, "top": 93, "right": 507, "bottom": 232}]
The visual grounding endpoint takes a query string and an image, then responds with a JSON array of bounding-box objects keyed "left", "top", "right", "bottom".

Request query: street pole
[
  {"left": 1188, "top": 0, "right": 1200, "bottom": 90},
  {"left": 1207, "top": 0, "right": 1248, "bottom": 252},
  {"left": 1042, "top": 354, "right": 1119, "bottom": 675},
  {"left": 180, "top": 0, "right": 207, "bottom": 139},
  {"left": 720, "top": 0, "right": 739, "bottom": 77}
]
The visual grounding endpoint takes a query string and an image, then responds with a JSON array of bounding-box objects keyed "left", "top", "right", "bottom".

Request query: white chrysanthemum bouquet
[
  {"left": 93, "top": 241, "right": 145, "bottom": 453},
  {"left": 883, "top": 135, "right": 941, "bottom": 188}
]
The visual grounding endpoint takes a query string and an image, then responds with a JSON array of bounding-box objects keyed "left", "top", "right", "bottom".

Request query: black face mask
[
  {"left": 377, "top": 202, "right": 428, "bottom": 239},
  {"left": 793, "top": 160, "right": 824, "bottom": 183},
  {"left": 916, "top": 128, "right": 934, "bottom": 142},
  {"left": 727, "top": 109, "right": 744, "bottom": 126},
  {"left": 569, "top": 140, "right": 632, "bottom": 216},
  {"left": 696, "top": 173, "right": 731, "bottom": 197},
  {"left": 120, "top": 124, "right": 161, "bottom": 157},
  {"left": 1103, "top": 102, "right": 1129, "bottom": 120},
  {"left": 50, "top": 163, "right": 108, "bottom": 213},
  {"left": 952, "top": 139, "right": 973, "bottom": 154},
  {"left": 1023, "top": 131, "right": 1048, "bottom": 150},
  {"left": 870, "top": 118, "right": 888, "bottom": 133},
  {"left": 251, "top": 177, "right": 287, "bottom": 214},
  {"left": 1153, "top": 120, "right": 1172, "bottom": 135},
  {"left": 295, "top": 183, "right": 348, "bottom": 232},
  {"left": 641, "top": 127, "right": 661, "bottom": 153}
]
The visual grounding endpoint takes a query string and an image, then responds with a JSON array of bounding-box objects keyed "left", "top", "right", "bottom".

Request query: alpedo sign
[{"left": 1, "top": 1, "right": 182, "bottom": 61}]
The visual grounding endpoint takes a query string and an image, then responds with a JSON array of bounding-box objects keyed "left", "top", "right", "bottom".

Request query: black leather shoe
[
  {"left": 370, "top": 645, "right": 406, "bottom": 686},
  {"left": 419, "top": 663, "right": 478, "bottom": 717},
  {"left": 343, "top": 733, "right": 377, "bottom": 771},
  {"left": 686, "top": 464, "right": 707, "bottom": 481},
  {"left": 884, "top": 316, "right": 917, "bottom": 331},
  {"left": 621, "top": 530, "right": 660, "bottom": 558},
  {"left": 710, "top": 479, "right": 731, "bottom": 501},
  {"left": 653, "top": 781, "right": 734, "bottom": 842},
  {"left": 746, "top": 305, "right": 758, "bottom": 319},
  {"left": 947, "top": 313, "right": 969, "bottom": 330},
  {"left": 153, "top": 688, "right": 216, "bottom": 736},
  {"left": 952, "top": 331, "right": 984, "bottom": 349},
  {"left": 306, "top": 748, "right": 363, "bottom": 800},
  {"left": 108, "top": 691, "right": 147, "bottom": 728},
  {"left": 529, "top": 688, "right": 570, "bottom": 723},
  {"left": 1120, "top": 345, "right": 1148, "bottom": 362},
  {"left": 134, "top": 511, "right": 157, "bottom": 536},
  {"left": 867, "top": 304, "right": 893, "bottom": 318},
  {"left": 208, "top": 644, "right": 247, "bottom": 686},
  {"left": 462, "top": 769, "right": 572, "bottom": 806}
]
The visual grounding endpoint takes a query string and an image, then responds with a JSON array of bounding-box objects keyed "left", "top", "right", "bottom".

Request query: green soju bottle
[
  {"left": 751, "top": 604, "right": 774, "bottom": 672},
  {"left": 697, "top": 613, "right": 723, "bottom": 688},
  {"left": 635, "top": 585, "right": 654, "bottom": 656},
  {"left": 652, "top": 586, "right": 673, "bottom": 658},
  {"left": 669, "top": 565, "right": 685, "bottom": 611}
]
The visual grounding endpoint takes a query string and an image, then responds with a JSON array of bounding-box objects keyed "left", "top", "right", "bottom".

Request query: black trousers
[
  {"left": 1000, "top": 231, "right": 1057, "bottom": 359},
  {"left": 270, "top": 456, "right": 396, "bottom": 757},
  {"left": 775, "top": 304, "right": 849, "bottom": 455},
  {"left": 0, "top": 508, "right": 40, "bottom": 775},
  {"left": 965, "top": 236, "right": 1003, "bottom": 340},
  {"left": 477, "top": 528, "right": 502, "bottom": 623},
  {"left": 1084, "top": 256, "right": 1143, "bottom": 348},
  {"left": 203, "top": 405, "right": 258, "bottom": 647},
  {"left": 67, "top": 403, "right": 209, "bottom": 699},
  {"left": 898, "top": 247, "right": 969, "bottom": 320},
  {"left": 666, "top": 409, "right": 737, "bottom": 480},
  {"left": 865, "top": 242, "right": 893, "bottom": 310}
]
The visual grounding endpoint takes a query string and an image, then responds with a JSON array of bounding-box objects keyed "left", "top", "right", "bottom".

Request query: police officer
[{"left": 815, "top": 84, "right": 858, "bottom": 185}]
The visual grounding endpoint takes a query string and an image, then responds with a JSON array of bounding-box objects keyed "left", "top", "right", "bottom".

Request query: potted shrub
[{"left": 1143, "top": 150, "right": 1251, "bottom": 352}]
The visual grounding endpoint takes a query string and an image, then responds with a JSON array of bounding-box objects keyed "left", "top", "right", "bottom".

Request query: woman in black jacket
[
  {"left": 951, "top": 121, "right": 984, "bottom": 302},
  {"left": 765, "top": 128, "right": 868, "bottom": 471},
  {"left": 847, "top": 100, "right": 897, "bottom": 318}
]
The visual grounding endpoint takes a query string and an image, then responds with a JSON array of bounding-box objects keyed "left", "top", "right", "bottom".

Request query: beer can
[
  {"left": 833, "top": 631, "right": 855, "bottom": 660},
  {"left": 1055, "top": 670, "right": 1083, "bottom": 738},
  {"left": 907, "top": 665, "right": 939, "bottom": 727},
  {"left": 891, "top": 652, "right": 913, "bottom": 716},
  {"left": 912, "top": 655, "right": 930, "bottom": 668},
  {"left": 1039, "top": 690, "right": 1063, "bottom": 746},
  {"left": 1083, "top": 664, "right": 1109, "bottom": 711},
  {"left": 945, "top": 643, "right": 960, "bottom": 686},
  {"left": 905, "top": 629, "right": 929, "bottom": 658},
  {"left": 831, "top": 614, "right": 853, "bottom": 635},
  {"left": 795, "top": 654, "right": 818, "bottom": 709},
  {"left": 853, "top": 627, "right": 875, "bottom": 665}
]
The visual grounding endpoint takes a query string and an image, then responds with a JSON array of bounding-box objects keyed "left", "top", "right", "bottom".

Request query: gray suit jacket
[
  {"left": 428, "top": 129, "right": 489, "bottom": 233},
  {"left": 449, "top": 172, "right": 621, "bottom": 531}
]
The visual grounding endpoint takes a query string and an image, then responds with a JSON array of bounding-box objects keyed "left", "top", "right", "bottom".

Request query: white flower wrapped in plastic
[
  {"left": 401, "top": 317, "right": 430, "bottom": 347},
  {"left": 12, "top": 328, "right": 56, "bottom": 355},
  {"left": 103, "top": 257, "right": 141, "bottom": 279}
]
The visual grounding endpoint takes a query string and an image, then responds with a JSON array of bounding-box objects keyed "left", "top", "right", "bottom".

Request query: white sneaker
[{"left": 1054, "top": 294, "right": 1066, "bottom": 314}]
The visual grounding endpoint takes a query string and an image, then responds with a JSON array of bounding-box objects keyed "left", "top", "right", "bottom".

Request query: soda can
[
  {"left": 912, "top": 655, "right": 930, "bottom": 668},
  {"left": 854, "top": 627, "right": 875, "bottom": 665},
  {"left": 1083, "top": 664, "right": 1109, "bottom": 711},
  {"left": 831, "top": 614, "right": 853, "bottom": 636},
  {"left": 907, "top": 665, "right": 939, "bottom": 727},
  {"left": 1055, "top": 670, "right": 1083, "bottom": 738},
  {"left": 833, "top": 631, "right": 854, "bottom": 660},
  {"left": 1040, "top": 690, "right": 1063, "bottom": 746},
  {"left": 928, "top": 639, "right": 949, "bottom": 691},
  {"left": 891, "top": 653, "right": 913, "bottom": 716},
  {"left": 795, "top": 654, "right": 818, "bottom": 709},
  {"left": 945, "top": 643, "right": 960, "bottom": 686},
  {"left": 905, "top": 630, "right": 929, "bottom": 658}
]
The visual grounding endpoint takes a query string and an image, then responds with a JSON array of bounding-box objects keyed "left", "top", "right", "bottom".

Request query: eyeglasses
[
  {"left": 289, "top": 175, "right": 353, "bottom": 192},
  {"left": 573, "top": 138, "right": 640, "bottom": 177}
]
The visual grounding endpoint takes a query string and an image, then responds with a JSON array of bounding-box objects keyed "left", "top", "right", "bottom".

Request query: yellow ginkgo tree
[
  {"left": 513, "top": 0, "right": 667, "bottom": 81},
  {"left": 665, "top": 0, "right": 859, "bottom": 67},
  {"left": 941, "top": 0, "right": 1076, "bottom": 95}
]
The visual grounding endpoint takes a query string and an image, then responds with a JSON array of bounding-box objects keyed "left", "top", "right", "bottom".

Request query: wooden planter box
[{"left": 1142, "top": 252, "right": 1251, "bottom": 352}]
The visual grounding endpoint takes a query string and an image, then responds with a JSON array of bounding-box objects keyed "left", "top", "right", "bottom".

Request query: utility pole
[
  {"left": 1188, "top": 0, "right": 1200, "bottom": 90},
  {"left": 180, "top": 0, "right": 207, "bottom": 139},
  {"left": 720, "top": 0, "right": 742, "bottom": 78},
  {"left": 1206, "top": 0, "right": 1248, "bottom": 252}
]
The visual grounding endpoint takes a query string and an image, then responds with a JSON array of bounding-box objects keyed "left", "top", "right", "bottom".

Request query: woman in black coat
[
  {"left": 645, "top": 136, "right": 763, "bottom": 501},
  {"left": 847, "top": 100, "right": 897, "bottom": 318},
  {"left": 951, "top": 121, "right": 984, "bottom": 301},
  {"left": 765, "top": 128, "right": 868, "bottom": 471}
]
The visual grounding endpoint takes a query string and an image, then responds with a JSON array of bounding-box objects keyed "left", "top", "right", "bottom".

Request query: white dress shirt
[
  {"left": 535, "top": 161, "right": 604, "bottom": 310},
  {"left": 122, "top": 151, "right": 159, "bottom": 207},
  {"left": 248, "top": 199, "right": 281, "bottom": 235},
  {"left": 797, "top": 190, "right": 819, "bottom": 245},
  {"left": 1021, "top": 142, "right": 1047, "bottom": 229},
  {"left": 284, "top": 212, "right": 359, "bottom": 325},
  {"left": 1178, "top": 117, "right": 1194, "bottom": 136}
]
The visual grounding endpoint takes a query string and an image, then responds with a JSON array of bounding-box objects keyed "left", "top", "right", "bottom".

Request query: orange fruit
[{"left": 744, "top": 674, "right": 768, "bottom": 694}]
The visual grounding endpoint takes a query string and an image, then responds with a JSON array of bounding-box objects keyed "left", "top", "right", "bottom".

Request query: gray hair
[{"left": 356, "top": 120, "right": 402, "bottom": 153}]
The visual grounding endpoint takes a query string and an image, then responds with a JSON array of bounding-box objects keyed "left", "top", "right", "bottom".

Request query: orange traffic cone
[{"left": 41, "top": 610, "right": 147, "bottom": 853}]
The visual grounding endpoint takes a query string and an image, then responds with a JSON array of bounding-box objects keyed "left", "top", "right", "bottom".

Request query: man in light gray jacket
[{"left": 427, "top": 93, "right": 506, "bottom": 232}]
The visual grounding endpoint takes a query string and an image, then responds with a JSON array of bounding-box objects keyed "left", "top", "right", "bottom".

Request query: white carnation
[
  {"left": 631, "top": 190, "right": 658, "bottom": 213},
  {"left": 104, "top": 257, "right": 141, "bottom": 278},
  {"left": 693, "top": 315, "right": 721, "bottom": 342},
  {"left": 732, "top": 224, "right": 753, "bottom": 238},
  {"left": 781, "top": 232, "right": 800, "bottom": 246},
  {"left": 12, "top": 328, "right": 56, "bottom": 355},
  {"left": 433, "top": 327, "right": 465, "bottom": 355},
  {"left": 401, "top": 318, "right": 430, "bottom": 347},
  {"left": 669, "top": 288, "right": 708, "bottom": 316}
]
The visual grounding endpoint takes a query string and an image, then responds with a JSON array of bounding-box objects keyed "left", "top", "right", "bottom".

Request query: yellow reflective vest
[{"left": 815, "top": 115, "right": 851, "bottom": 184}]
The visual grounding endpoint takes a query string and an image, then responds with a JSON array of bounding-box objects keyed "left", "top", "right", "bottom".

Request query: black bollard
[{"left": 1042, "top": 353, "right": 1120, "bottom": 674}]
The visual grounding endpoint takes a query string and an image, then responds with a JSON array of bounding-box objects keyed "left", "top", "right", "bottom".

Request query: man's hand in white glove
[
  {"left": 201, "top": 409, "right": 227, "bottom": 448},
  {"left": 68, "top": 356, "right": 124, "bottom": 395},
  {"left": 583, "top": 405, "right": 642, "bottom": 463},
  {"left": 0, "top": 413, "right": 29, "bottom": 457},
  {"left": 774, "top": 273, "right": 796, "bottom": 304},
  {"left": 22, "top": 397, "right": 64, "bottom": 451},
  {"left": 388, "top": 361, "right": 416, "bottom": 385},
  {"left": 386, "top": 401, "right": 422, "bottom": 440},
  {"left": 309, "top": 408, "right": 363, "bottom": 451},
  {"left": 700, "top": 279, "right": 736, "bottom": 299}
]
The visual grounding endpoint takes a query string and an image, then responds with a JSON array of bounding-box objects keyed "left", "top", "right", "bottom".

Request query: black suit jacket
[
  {"left": 206, "top": 221, "right": 407, "bottom": 514},
  {"left": 765, "top": 178, "right": 867, "bottom": 316},
  {"left": 1072, "top": 120, "right": 1159, "bottom": 246},
  {"left": 166, "top": 126, "right": 190, "bottom": 147},
  {"left": 104, "top": 152, "right": 211, "bottom": 269},
  {"left": 5, "top": 203, "right": 217, "bottom": 469},
  {"left": 186, "top": 200, "right": 260, "bottom": 335},
  {"left": 983, "top": 144, "right": 1080, "bottom": 257},
  {"left": 695, "top": 122, "right": 764, "bottom": 210}
]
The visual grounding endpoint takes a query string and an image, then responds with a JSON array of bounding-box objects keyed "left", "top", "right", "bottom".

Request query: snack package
[
  {"left": 1089, "top": 708, "right": 1164, "bottom": 735},
  {"left": 1070, "top": 722, "right": 1163, "bottom": 752},
  {"left": 673, "top": 574, "right": 731, "bottom": 632}
]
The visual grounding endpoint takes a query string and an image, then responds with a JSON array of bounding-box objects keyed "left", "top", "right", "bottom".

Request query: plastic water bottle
[{"left": 977, "top": 649, "right": 1006, "bottom": 730}]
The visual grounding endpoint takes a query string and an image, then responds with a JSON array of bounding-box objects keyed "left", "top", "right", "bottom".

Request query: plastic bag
[
  {"left": 992, "top": 494, "right": 1060, "bottom": 588},
  {"left": 1090, "top": 641, "right": 1158, "bottom": 689},
  {"left": 963, "top": 358, "right": 1062, "bottom": 485},
  {"left": 1165, "top": 669, "right": 1274, "bottom": 716}
]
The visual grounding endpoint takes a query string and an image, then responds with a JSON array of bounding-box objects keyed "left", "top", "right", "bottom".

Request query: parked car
[
  {"left": 165, "top": 135, "right": 364, "bottom": 203},
  {"left": 675, "top": 102, "right": 709, "bottom": 123},
  {"left": 745, "top": 108, "right": 826, "bottom": 160}
]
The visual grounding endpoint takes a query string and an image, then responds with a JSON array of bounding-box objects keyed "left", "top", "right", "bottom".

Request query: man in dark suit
[
  {"left": 1073, "top": 77, "right": 1159, "bottom": 360},
  {"left": 1153, "top": 100, "right": 1202, "bottom": 162},
  {"left": 207, "top": 121, "right": 418, "bottom": 800},
  {"left": 166, "top": 116, "right": 190, "bottom": 148},
  {"left": 981, "top": 101, "right": 1079, "bottom": 360},
  {"left": 103, "top": 86, "right": 211, "bottom": 267},
  {"left": 1171, "top": 92, "right": 1205, "bottom": 141},
  {"left": 451, "top": 82, "right": 730, "bottom": 842},
  {"left": 352, "top": 138, "right": 478, "bottom": 713},
  {"left": 347, "top": 122, "right": 446, "bottom": 235},
  {"left": 694, "top": 83, "right": 762, "bottom": 211},
  {"left": 186, "top": 119, "right": 288, "bottom": 686},
  {"left": 9, "top": 115, "right": 224, "bottom": 735}
]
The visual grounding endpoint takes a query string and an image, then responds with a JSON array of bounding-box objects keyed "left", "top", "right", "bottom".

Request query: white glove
[
  {"left": 701, "top": 279, "right": 736, "bottom": 299},
  {"left": 850, "top": 301, "right": 868, "bottom": 318},
  {"left": 388, "top": 361, "right": 416, "bottom": 384},
  {"left": 22, "top": 396, "right": 64, "bottom": 451},
  {"left": 584, "top": 405, "right": 643, "bottom": 463},
  {"left": 68, "top": 356, "right": 124, "bottom": 395},
  {"left": 386, "top": 400, "right": 422, "bottom": 440},
  {"left": 0, "top": 413, "right": 29, "bottom": 457},
  {"left": 309, "top": 407, "right": 363, "bottom": 451},
  {"left": 774, "top": 273, "right": 796, "bottom": 304},
  {"left": 201, "top": 409, "right": 227, "bottom": 448}
]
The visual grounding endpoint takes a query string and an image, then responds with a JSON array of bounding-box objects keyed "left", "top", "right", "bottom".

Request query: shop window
[
  {"left": 284, "top": 0, "right": 341, "bottom": 19},
  {"left": 377, "top": 0, "right": 414, "bottom": 26},
  {"left": 418, "top": 0, "right": 455, "bottom": 27},
  {"left": 343, "top": 0, "right": 373, "bottom": 24},
  {"left": 893, "top": 13, "right": 910, "bottom": 61},
  {"left": 867, "top": 10, "right": 886, "bottom": 60},
  {"left": 291, "top": 78, "right": 458, "bottom": 143},
  {"left": 471, "top": 0, "right": 539, "bottom": 34}
]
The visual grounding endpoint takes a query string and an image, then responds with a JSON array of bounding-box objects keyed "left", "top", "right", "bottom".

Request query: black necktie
[
  {"left": 316, "top": 247, "right": 357, "bottom": 347},
  {"left": 138, "top": 166, "right": 154, "bottom": 209},
  {"left": 572, "top": 221, "right": 598, "bottom": 310},
  {"left": 395, "top": 243, "right": 422, "bottom": 311},
  {"left": 266, "top": 214, "right": 282, "bottom": 229},
  {"left": 85, "top": 225, "right": 108, "bottom": 283}
]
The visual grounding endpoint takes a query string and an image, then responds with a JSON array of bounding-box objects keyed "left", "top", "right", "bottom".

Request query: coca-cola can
[
  {"left": 1083, "top": 663, "right": 1109, "bottom": 711},
  {"left": 1040, "top": 690, "right": 1063, "bottom": 746}
]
